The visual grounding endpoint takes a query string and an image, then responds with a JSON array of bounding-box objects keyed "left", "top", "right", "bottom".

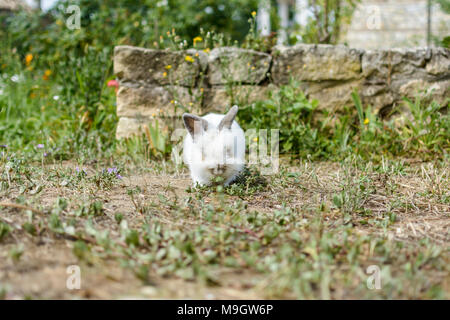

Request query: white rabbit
[{"left": 182, "top": 105, "right": 245, "bottom": 186}]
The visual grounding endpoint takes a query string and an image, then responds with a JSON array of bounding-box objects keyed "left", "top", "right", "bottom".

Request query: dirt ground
[{"left": 0, "top": 160, "right": 449, "bottom": 299}]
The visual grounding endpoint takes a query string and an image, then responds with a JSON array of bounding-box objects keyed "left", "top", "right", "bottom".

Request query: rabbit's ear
[
  {"left": 219, "top": 105, "right": 238, "bottom": 131},
  {"left": 183, "top": 113, "right": 208, "bottom": 139}
]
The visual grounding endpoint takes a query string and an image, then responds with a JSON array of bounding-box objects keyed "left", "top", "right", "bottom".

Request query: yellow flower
[
  {"left": 251, "top": 11, "right": 256, "bottom": 17},
  {"left": 203, "top": 48, "right": 210, "bottom": 54},
  {"left": 43, "top": 69, "right": 52, "bottom": 80},
  {"left": 252, "top": 137, "right": 258, "bottom": 142},
  {"left": 188, "top": 102, "right": 193, "bottom": 106},
  {"left": 170, "top": 100, "right": 175, "bottom": 104},
  {"left": 163, "top": 72, "right": 167, "bottom": 77},
  {"left": 195, "top": 52, "right": 199, "bottom": 57},
  {"left": 193, "top": 36, "right": 203, "bottom": 45},
  {"left": 200, "top": 88, "right": 204, "bottom": 93},
  {"left": 25, "top": 53, "right": 33, "bottom": 66},
  {"left": 251, "top": 66, "right": 255, "bottom": 70},
  {"left": 165, "top": 65, "right": 172, "bottom": 69},
  {"left": 185, "top": 55, "right": 194, "bottom": 63},
  {"left": 364, "top": 118, "right": 370, "bottom": 125}
]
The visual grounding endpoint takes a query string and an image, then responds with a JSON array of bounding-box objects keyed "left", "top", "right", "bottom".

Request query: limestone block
[
  {"left": 272, "top": 44, "right": 362, "bottom": 84},
  {"left": 398, "top": 79, "right": 450, "bottom": 105},
  {"left": 115, "top": 116, "right": 183, "bottom": 139},
  {"left": 425, "top": 48, "right": 450, "bottom": 76},
  {"left": 306, "top": 81, "right": 363, "bottom": 112},
  {"left": 114, "top": 45, "right": 207, "bottom": 87},
  {"left": 207, "top": 47, "right": 271, "bottom": 85},
  {"left": 362, "top": 48, "right": 433, "bottom": 83},
  {"left": 116, "top": 85, "right": 201, "bottom": 118},
  {"left": 115, "top": 117, "right": 147, "bottom": 139},
  {"left": 203, "top": 85, "right": 275, "bottom": 113}
]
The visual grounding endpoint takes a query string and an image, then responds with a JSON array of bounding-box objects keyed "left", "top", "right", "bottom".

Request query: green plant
[{"left": 292, "top": 0, "right": 361, "bottom": 44}]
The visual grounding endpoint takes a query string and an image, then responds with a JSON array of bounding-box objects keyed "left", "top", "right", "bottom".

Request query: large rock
[
  {"left": 362, "top": 48, "right": 434, "bottom": 83},
  {"left": 116, "top": 85, "right": 201, "bottom": 118},
  {"left": 305, "top": 80, "right": 363, "bottom": 112},
  {"left": 359, "top": 84, "right": 395, "bottom": 114},
  {"left": 207, "top": 47, "right": 271, "bottom": 85},
  {"left": 272, "top": 44, "right": 363, "bottom": 84},
  {"left": 115, "top": 117, "right": 148, "bottom": 139},
  {"left": 114, "top": 45, "right": 207, "bottom": 87},
  {"left": 425, "top": 48, "right": 450, "bottom": 76},
  {"left": 397, "top": 79, "right": 450, "bottom": 106},
  {"left": 203, "top": 85, "right": 275, "bottom": 113},
  {"left": 115, "top": 116, "right": 183, "bottom": 139}
]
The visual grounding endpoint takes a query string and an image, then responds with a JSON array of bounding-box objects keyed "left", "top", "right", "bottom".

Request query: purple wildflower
[
  {"left": 36, "top": 144, "right": 44, "bottom": 149},
  {"left": 75, "top": 167, "right": 87, "bottom": 175},
  {"left": 107, "top": 167, "right": 118, "bottom": 174}
]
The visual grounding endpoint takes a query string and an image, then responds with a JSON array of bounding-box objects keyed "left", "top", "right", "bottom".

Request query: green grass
[{"left": 0, "top": 158, "right": 448, "bottom": 299}]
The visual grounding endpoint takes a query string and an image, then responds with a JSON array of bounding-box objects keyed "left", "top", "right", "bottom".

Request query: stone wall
[{"left": 114, "top": 44, "right": 450, "bottom": 138}]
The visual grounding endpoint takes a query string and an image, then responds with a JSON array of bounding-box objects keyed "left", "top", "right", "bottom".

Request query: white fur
[{"left": 183, "top": 110, "right": 245, "bottom": 186}]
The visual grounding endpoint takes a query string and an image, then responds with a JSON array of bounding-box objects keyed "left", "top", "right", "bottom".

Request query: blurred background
[
  {"left": 0, "top": 0, "right": 449, "bottom": 157},
  {"left": 3, "top": 0, "right": 449, "bottom": 48}
]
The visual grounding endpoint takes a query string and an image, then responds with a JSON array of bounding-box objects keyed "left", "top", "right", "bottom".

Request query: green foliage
[
  {"left": 291, "top": 0, "right": 360, "bottom": 44},
  {"left": 433, "top": 0, "right": 450, "bottom": 47},
  {"left": 239, "top": 83, "right": 324, "bottom": 158},
  {"left": 0, "top": 221, "right": 11, "bottom": 242},
  {"left": 0, "top": 0, "right": 258, "bottom": 159},
  {"left": 435, "top": 0, "right": 450, "bottom": 13},
  {"left": 239, "top": 81, "right": 449, "bottom": 161}
]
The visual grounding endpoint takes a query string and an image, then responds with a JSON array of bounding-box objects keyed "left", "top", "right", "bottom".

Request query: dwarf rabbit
[{"left": 182, "top": 105, "right": 245, "bottom": 186}]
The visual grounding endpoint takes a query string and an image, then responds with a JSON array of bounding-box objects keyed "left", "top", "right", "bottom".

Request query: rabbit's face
[
  {"left": 194, "top": 129, "right": 242, "bottom": 180},
  {"left": 183, "top": 106, "right": 245, "bottom": 185}
]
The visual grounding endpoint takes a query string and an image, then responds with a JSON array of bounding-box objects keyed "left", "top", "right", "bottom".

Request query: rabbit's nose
[{"left": 209, "top": 164, "right": 227, "bottom": 175}]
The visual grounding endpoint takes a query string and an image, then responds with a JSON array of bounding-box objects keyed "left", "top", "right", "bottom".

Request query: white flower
[
  {"left": 53, "top": 95, "right": 60, "bottom": 101},
  {"left": 11, "top": 75, "right": 19, "bottom": 83},
  {"left": 156, "top": 0, "right": 168, "bottom": 7}
]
